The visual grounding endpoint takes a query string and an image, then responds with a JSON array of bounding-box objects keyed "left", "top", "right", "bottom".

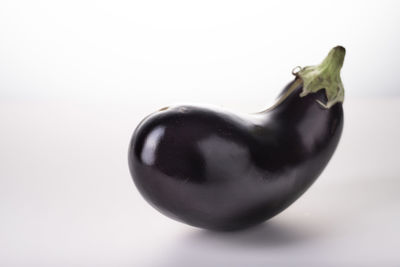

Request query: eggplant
[{"left": 128, "top": 46, "right": 346, "bottom": 231}]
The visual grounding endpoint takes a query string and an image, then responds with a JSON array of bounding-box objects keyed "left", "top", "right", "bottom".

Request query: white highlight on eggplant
[{"left": 141, "top": 126, "right": 166, "bottom": 165}]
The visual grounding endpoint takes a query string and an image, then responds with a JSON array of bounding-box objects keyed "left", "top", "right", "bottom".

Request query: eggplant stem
[
  {"left": 297, "top": 46, "right": 346, "bottom": 108},
  {"left": 292, "top": 66, "right": 302, "bottom": 76}
]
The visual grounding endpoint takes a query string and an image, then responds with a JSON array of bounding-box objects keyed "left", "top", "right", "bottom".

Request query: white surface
[
  {"left": 1, "top": 0, "right": 400, "bottom": 106},
  {"left": 0, "top": 97, "right": 399, "bottom": 266}
]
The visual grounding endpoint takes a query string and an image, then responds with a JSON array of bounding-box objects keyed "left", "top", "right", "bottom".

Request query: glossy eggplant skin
[{"left": 128, "top": 79, "right": 343, "bottom": 231}]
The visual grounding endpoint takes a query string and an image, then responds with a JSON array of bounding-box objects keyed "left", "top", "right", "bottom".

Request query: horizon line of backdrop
[{"left": 1, "top": 0, "right": 399, "bottom": 111}]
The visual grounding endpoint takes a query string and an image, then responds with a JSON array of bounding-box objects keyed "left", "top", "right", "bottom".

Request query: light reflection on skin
[
  {"left": 141, "top": 126, "right": 166, "bottom": 165},
  {"left": 197, "top": 135, "right": 250, "bottom": 182}
]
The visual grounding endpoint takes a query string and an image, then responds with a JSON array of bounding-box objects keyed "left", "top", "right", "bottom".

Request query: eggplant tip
[
  {"left": 334, "top": 45, "right": 346, "bottom": 52},
  {"left": 297, "top": 45, "right": 346, "bottom": 108}
]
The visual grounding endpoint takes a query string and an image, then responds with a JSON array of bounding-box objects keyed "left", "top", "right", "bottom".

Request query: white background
[{"left": 1, "top": 0, "right": 399, "bottom": 266}]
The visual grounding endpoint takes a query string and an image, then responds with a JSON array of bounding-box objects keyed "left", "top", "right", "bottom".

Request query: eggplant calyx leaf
[{"left": 297, "top": 46, "right": 346, "bottom": 109}]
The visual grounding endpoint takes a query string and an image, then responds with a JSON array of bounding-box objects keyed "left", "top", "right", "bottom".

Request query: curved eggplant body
[{"left": 128, "top": 80, "right": 343, "bottom": 230}]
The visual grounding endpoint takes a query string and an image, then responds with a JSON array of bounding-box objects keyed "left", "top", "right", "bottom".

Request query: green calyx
[{"left": 297, "top": 46, "right": 346, "bottom": 108}]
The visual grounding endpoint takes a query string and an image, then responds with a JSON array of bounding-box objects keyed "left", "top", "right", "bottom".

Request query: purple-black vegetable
[{"left": 128, "top": 46, "right": 346, "bottom": 231}]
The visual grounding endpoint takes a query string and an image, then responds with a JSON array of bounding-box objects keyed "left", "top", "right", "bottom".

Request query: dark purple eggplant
[{"left": 128, "top": 46, "right": 346, "bottom": 231}]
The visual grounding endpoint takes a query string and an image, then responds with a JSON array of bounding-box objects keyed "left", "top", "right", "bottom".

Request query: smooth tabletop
[{"left": 0, "top": 97, "right": 399, "bottom": 266}]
